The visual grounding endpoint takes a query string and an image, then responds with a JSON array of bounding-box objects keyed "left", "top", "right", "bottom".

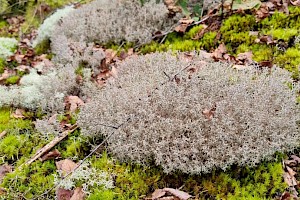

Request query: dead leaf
[
  {"left": 56, "top": 159, "right": 78, "bottom": 175},
  {"left": 291, "top": 155, "right": 300, "bottom": 163},
  {"left": 70, "top": 187, "right": 85, "bottom": 200},
  {"left": 175, "top": 24, "right": 189, "bottom": 33},
  {"left": 0, "top": 131, "right": 7, "bottom": 139},
  {"left": 40, "top": 149, "right": 61, "bottom": 162},
  {"left": 0, "top": 164, "right": 12, "bottom": 183},
  {"left": 286, "top": 166, "right": 297, "bottom": 176},
  {"left": 236, "top": 51, "right": 253, "bottom": 64},
  {"left": 259, "top": 61, "right": 273, "bottom": 68},
  {"left": 12, "top": 109, "right": 25, "bottom": 119},
  {"left": 56, "top": 188, "right": 73, "bottom": 200},
  {"left": 163, "top": 188, "right": 192, "bottom": 200},
  {"left": 232, "top": 0, "right": 261, "bottom": 10},
  {"left": 212, "top": 43, "right": 227, "bottom": 61},
  {"left": 152, "top": 189, "right": 166, "bottom": 199},
  {"left": 202, "top": 103, "right": 217, "bottom": 120},
  {"left": 283, "top": 172, "right": 298, "bottom": 187},
  {"left": 291, "top": 0, "right": 300, "bottom": 6},
  {"left": 0, "top": 70, "right": 10, "bottom": 81},
  {"left": 65, "top": 96, "right": 84, "bottom": 113}
]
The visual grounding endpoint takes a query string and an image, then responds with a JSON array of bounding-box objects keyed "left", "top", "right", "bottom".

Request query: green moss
[
  {"left": 0, "top": 108, "right": 32, "bottom": 132},
  {"left": 0, "top": 58, "right": 5, "bottom": 73},
  {"left": 34, "top": 39, "right": 51, "bottom": 55},
  {"left": 90, "top": 153, "right": 161, "bottom": 199},
  {"left": 221, "top": 14, "right": 257, "bottom": 51},
  {"left": 184, "top": 25, "right": 204, "bottom": 39},
  {"left": 275, "top": 48, "right": 300, "bottom": 79},
  {"left": 263, "top": 28, "right": 298, "bottom": 42},
  {"left": 5, "top": 75, "right": 20, "bottom": 85},
  {"left": 1, "top": 160, "right": 56, "bottom": 199}
]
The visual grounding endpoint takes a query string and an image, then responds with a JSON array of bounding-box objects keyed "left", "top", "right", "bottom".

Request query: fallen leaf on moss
[
  {"left": 163, "top": 188, "right": 191, "bottom": 200},
  {"left": 283, "top": 172, "right": 297, "bottom": 187},
  {"left": 12, "top": 108, "right": 25, "bottom": 119},
  {"left": 202, "top": 103, "right": 217, "bottom": 120},
  {"left": 40, "top": 149, "right": 61, "bottom": 162},
  {"left": 152, "top": 189, "right": 166, "bottom": 199},
  {"left": 56, "top": 188, "right": 73, "bottom": 200},
  {"left": 56, "top": 159, "right": 78, "bottom": 175},
  {"left": 175, "top": 19, "right": 194, "bottom": 33},
  {"left": 70, "top": 187, "right": 85, "bottom": 200},
  {"left": 212, "top": 43, "right": 227, "bottom": 61},
  {"left": 232, "top": 0, "right": 261, "bottom": 10},
  {"left": 291, "top": 0, "right": 300, "bottom": 6},
  {"left": 0, "top": 164, "right": 12, "bottom": 183},
  {"left": 236, "top": 51, "right": 253, "bottom": 64}
]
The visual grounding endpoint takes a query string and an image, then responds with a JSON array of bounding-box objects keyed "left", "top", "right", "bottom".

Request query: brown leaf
[
  {"left": 40, "top": 149, "right": 61, "bottom": 162},
  {"left": 175, "top": 24, "right": 189, "bottom": 33},
  {"left": 202, "top": 103, "right": 217, "bottom": 120},
  {"left": 0, "top": 164, "right": 13, "bottom": 183},
  {"left": 152, "top": 189, "right": 166, "bottom": 199},
  {"left": 56, "top": 159, "right": 78, "bottom": 176},
  {"left": 163, "top": 188, "right": 192, "bottom": 200},
  {"left": 259, "top": 61, "right": 273, "bottom": 68},
  {"left": 283, "top": 172, "right": 298, "bottom": 187},
  {"left": 286, "top": 166, "right": 297, "bottom": 176},
  {"left": 65, "top": 96, "right": 84, "bottom": 113},
  {"left": 236, "top": 51, "right": 253, "bottom": 64},
  {"left": 70, "top": 187, "right": 85, "bottom": 200},
  {"left": 291, "top": 0, "right": 300, "bottom": 6},
  {"left": 0, "top": 70, "right": 10, "bottom": 81},
  {"left": 56, "top": 188, "right": 73, "bottom": 200},
  {"left": 12, "top": 109, "right": 26, "bottom": 119},
  {"left": 291, "top": 155, "right": 300, "bottom": 164},
  {"left": 212, "top": 43, "right": 227, "bottom": 61}
]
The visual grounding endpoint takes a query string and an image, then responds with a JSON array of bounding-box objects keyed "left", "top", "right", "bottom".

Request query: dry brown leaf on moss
[
  {"left": 40, "top": 149, "right": 61, "bottom": 162},
  {"left": 163, "top": 188, "right": 191, "bottom": 200},
  {"left": 70, "top": 187, "right": 85, "bottom": 200},
  {"left": 212, "top": 43, "right": 227, "bottom": 61},
  {"left": 283, "top": 172, "right": 298, "bottom": 187},
  {"left": 12, "top": 108, "right": 25, "bottom": 119},
  {"left": 291, "top": 0, "right": 300, "bottom": 5},
  {"left": 175, "top": 19, "right": 194, "bottom": 33},
  {"left": 236, "top": 51, "right": 253, "bottom": 64},
  {"left": 0, "top": 164, "right": 12, "bottom": 183},
  {"left": 56, "top": 159, "right": 78, "bottom": 175},
  {"left": 56, "top": 188, "right": 73, "bottom": 200}
]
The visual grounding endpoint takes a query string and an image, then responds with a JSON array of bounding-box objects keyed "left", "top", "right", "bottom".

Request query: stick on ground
[{"left": 23, "top": 124, "right": 78, "bottom": 167}]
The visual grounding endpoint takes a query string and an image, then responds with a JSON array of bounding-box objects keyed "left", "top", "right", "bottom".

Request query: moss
[
  {"left": 183, "top": 25, "right": 204, "bottom": 39},
  {"left": 34, "top": 39, "right": 51, "bottom": 55},
  {"left": 0, "top": 108, "right": 32, "bottom": 132},
  {"left": 0, "top": 58, "right": 5, "bottom": 73},
  {"left": 220, "top": 14, "right": 257, "bottom": 51},
  {"left": 5, "top": 75, "right": 20, "bottom": 85},
  {"left": 275, "top": 48, "right": 300, "bottom": 79},
  {"left": 1, "top": 160, "right": 56, "bottom": 199},
  {"left": 263, "top": 28, "right": 298, "bottom": 42},
  {"left": 90, "top": 153, "right": 161, "bottom": 199}
]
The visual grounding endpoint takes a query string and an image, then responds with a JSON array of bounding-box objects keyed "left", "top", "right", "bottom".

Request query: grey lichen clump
[
  {"left": 51, "top": 0, "right": 179, "bottom": 65},
  {"left": 78, "top": 52, "right": 300, "bottom": 174}
]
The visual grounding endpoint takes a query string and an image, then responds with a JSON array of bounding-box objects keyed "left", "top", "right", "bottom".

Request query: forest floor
[{"left": 0, "top": 0, "right": 300, "bottom": 199}]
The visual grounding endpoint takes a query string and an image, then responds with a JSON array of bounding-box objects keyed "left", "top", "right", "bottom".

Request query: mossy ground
[
  {"left": 140, "top": 6, "right": 300, "bottom": 79},
  {"left": 0, "top": 2, "right": 299, "bottom": 200}
]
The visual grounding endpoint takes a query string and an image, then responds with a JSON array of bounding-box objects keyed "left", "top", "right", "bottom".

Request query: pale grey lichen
[{"left": 78, "top": 52, "right": 300, "bottom": 174}]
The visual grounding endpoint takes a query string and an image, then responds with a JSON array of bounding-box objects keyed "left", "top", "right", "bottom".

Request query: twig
[{"left": 22, "top": 124, "right": 78, "bottom": 167}]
